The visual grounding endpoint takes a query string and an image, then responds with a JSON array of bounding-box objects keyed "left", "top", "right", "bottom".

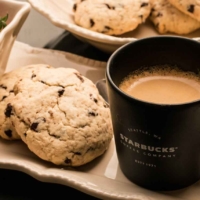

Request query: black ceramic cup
[{"left": 106, "top": 36, "right": 200, "bottom": 191}]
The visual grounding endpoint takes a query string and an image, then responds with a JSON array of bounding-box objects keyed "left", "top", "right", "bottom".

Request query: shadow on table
[{"left": 44, "top": 31, "right": 111, "bottom": 62}]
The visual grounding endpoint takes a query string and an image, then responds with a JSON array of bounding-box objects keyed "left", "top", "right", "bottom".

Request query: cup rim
[{"left": 106, "top": 36, "right": 200, "bottom": 107}]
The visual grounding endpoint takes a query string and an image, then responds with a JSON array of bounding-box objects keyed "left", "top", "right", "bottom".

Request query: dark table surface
[
  {"left": 0, "top": 32, "right": 113, "bottom": 200},
  {"left": 44, "top": 31, "right": 111, "bottom": 62}
]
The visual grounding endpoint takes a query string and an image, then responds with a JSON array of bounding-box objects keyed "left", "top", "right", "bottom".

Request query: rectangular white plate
[{"left": 0, "top": 41, "right": 200, "bottom": 200}]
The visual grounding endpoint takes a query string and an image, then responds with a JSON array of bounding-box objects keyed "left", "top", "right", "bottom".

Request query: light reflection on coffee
[{"left": 119, "top": 66, "right": 200, "bottom": 104}]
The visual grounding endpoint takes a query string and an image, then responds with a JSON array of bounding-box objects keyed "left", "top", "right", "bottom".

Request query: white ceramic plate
[
  {"left": 1, "top": 41, "right": 200, "bottom": 200},
  {"left": 27, "top": 0, "right": 200, "bottom": 53}
]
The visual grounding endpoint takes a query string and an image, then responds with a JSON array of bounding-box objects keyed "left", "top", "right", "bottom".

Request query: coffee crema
[{"left": 119, "top": 67, "right": 200, "bottom": 104}]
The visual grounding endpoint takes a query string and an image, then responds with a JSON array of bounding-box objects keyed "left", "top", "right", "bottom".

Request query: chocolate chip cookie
[
  {"left": 11, "top": 67, "right": 113, "bottom": 166},
  {"left": 73, "top": 0, "right": 151, "bottom": 35},
  {"left": 0, "top": 64, "right": 53, "bottom": 140},
  {"left": 149, "top": 0, "right": 200, "bottom": 34},
  {"left": 168, "top": 0, "right": 200, "bottom": 22}
]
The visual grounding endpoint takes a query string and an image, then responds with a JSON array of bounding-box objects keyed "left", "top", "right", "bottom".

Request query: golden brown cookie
[{"left": 11, "top": 67, "right": 113, "bottom": 166}]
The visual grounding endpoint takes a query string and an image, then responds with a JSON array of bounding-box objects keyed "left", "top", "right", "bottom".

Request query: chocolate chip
[
  {"left": 73, "top": 3, "right": 77, "bottom": 11},
  {"left": 65, "top": 158, "right": 72, "bottom": 164},
  {"left": 90, "top": 94, "right": 98, "bottom": 103},
  {"left": 50, "top": 134, "right": 60, "bottom": 139},
  {"left": 105, "top": 4, "right": 115, "bottom": 9},
  {"left": 21, "top": 119, "right": 27, "bottom": 125},
  {"left": 9, "top": 90, "right": 14, "bottom": 93},
  {"left": 30, "top": 122, "right": 39, "bottom": 132},
  {"left": 58, "top": 89, "right": 65, "bottom": 97},
  {"left": 74, "top": 73, "right": 84, "bottom": 82},
  {"left": 141, "top": 2, "right": 148, "bottom": 7},
  {"left": 30, "top": 117, "right": 46, "bottom": 132},
  {"left": 188, "top": 4, "right": 195, "bottom": 13},
  {"left": 40, "top": 80, "right": 46, "bottom": 84},
  {"left": 104, "top": 103, "right": 109, "bottom": 108},
  {"left": 88, "top": 111, "right": 98, "bottom": 116},
  {"left": 24, "top": 133, "right": 27, "bottom": 137},
  {"left": 90, "top": 19, "right": 95, "bottom": 27},
  {"left": 102, "top": 26, "right": 112, "bottom": 33},
  {"left": 48, "top": 110, "right": 53, "bottom": 117},
  {"left": 31, "top": 74, "right": 36, "bottom": 79},
  {"left": 1, "top": 96, "right": 7, "bottom": 101},
  {"left": 4, "top": 130, "right": 12, "bottom": 138},
  {"left": 74, "top": 152, "right": 81, "bottom": 155},
  {"left": 0, "top": 84, "right": 7, "bottom": 90},
  {"left": 5, "top": 103, "right": 13, "bottom": 117},
  {"left": 73, "top": 0, "right": 85, "bottom": 12}
]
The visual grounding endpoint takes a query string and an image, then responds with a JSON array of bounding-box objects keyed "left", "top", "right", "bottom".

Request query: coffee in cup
[{"left": 119, "top": 66, "right": 200, "bottom": 104}]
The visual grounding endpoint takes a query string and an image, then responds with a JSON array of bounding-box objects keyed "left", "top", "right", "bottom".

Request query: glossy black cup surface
[{"left": 106, "top": 36, "right": 200, "bottom": 190}]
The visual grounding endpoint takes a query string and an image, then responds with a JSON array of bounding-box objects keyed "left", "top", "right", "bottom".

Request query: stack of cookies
[
  {"left": 0, "top": 64, "right": 113, "bottom": 167},
  {"left": 149, "top": 0, "right": 200, "bottom": 34},
  {"left": 73, "top": 0, "right": 200, "bottom": 35}
]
